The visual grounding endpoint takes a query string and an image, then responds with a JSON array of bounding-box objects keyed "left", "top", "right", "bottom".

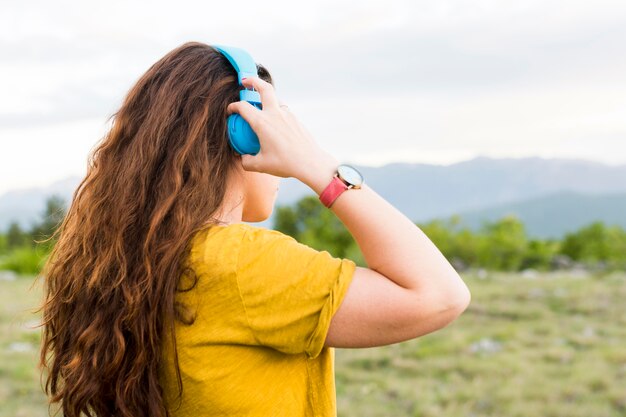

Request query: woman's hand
[{"left": 226, "top": 76, "right": 328, "bottom": 179}]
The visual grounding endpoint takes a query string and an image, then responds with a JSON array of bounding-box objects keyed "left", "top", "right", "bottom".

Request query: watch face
[{"left": 337, "top": 164, "right": 363, "bottom": 186}]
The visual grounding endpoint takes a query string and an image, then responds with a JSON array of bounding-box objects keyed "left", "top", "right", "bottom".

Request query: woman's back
[{"left": 159, "top": 222, "right": 356, "bottom": 416}]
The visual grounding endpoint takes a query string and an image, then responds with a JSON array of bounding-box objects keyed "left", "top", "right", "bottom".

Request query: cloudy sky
[{"left": 1, "top": 0, "right": 626, "bottom": 194}]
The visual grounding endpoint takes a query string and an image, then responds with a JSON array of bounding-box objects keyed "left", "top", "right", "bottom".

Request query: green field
[{"left": 2, "top": 271, "right": 625, "bottom": 416}]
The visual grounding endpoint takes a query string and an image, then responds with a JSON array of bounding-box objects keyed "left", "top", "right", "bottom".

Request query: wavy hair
[{"left": 35, "top": 41, "right": 273, "bottom": 417}]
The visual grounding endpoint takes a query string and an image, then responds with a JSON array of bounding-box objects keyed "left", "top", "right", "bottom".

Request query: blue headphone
[{"left": 212, "top": 44, "right": 262, "bottom": 156}]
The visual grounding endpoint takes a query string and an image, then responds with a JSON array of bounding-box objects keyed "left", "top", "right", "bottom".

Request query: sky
[{"left": 1, "top": 0, "right": 626, "bottom": 195}]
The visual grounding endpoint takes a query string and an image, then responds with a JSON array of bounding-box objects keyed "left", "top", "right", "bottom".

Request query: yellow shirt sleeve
[{"left": 236, "top": 226, "right": 357, "bottom": 359}]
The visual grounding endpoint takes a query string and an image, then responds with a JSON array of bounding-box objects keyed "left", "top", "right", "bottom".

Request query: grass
[
  {"left": 0, "top": 276, "right": 52, "bottom": 417},
  {"left": 335, "top": 270, "right": 626, "bottom": 417},
  {"left": 1, "top": 271, "right": 625, "bottom": 416}
]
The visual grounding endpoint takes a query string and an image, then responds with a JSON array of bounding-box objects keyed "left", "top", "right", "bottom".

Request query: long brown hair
[{"left": 35, "top": 41, "right": 273, "bottom": 417}]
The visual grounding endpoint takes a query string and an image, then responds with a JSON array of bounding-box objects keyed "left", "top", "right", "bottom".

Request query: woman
[{"left": 38, "top": 41, "right": 471, "bottom": 417}]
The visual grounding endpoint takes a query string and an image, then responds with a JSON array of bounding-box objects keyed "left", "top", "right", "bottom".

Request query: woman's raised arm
[{"left": 227, "top": 75, "right": 471, "bottom": 348}]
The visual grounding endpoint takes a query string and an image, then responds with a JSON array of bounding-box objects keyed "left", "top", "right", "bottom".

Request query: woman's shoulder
[
  {"left": 195, "top": 222, "right": 315, "bottom": 264},
  {"left": 202, "top": 222, "right": 287, "bottom": 238},
  {"left": 188, "top": 222, "right": 302, "bottom": 277},
  {"left": 191, "top": 222, "right": 292, "bottom": 252}
]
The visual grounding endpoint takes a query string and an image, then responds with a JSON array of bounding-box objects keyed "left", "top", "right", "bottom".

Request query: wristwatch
[{"left": 319, "top": 164, "right": 364, "bottom": 208}]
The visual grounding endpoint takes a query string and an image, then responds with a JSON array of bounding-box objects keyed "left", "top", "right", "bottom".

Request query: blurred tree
[
  {"left": 273, "top": 205, "right": 299, "bottom": 237},
  {"left": 478, "top": 215, "right": 528, "bottom": 270},
  {"left": 272, "top": 196, "right": 626, "bottom": 272},
  {"left": 560, "top": 221, "right": 626, "bottom": 267},
  {"left": 560, "top": 221, "right": 606, "bottom": 261},
  {"left": 606, "top": 225, "right": 626, "bottom": 267},
  {"left": 30, "top": 194, "right": 67, "bottom": 248},
  {"left": 450, "top": 227, "right": 482, "bottom": 268},
  {"left": 7, "top": 221, "right": 27, "bottom": 249},
  {"left": 0, "top": 232, "right": 6, "bottom": 253},
  {"left": 520, "top": 238, "right": 558, "bottom": 270},
  {"left": 273, "top": 195, "right": 354, "bottom": 258}
]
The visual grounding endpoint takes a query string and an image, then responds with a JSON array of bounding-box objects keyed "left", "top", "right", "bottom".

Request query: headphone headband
[{"left": 212, "top": 44, "right": 261, "bottom": 106}]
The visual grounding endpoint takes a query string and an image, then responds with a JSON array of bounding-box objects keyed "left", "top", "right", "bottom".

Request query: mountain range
[{"left": 2, "top": 156, "right": 625, "bottom": 239}]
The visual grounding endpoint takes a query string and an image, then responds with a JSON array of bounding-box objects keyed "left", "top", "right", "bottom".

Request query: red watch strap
[{"left": 319, "top": 175, "right": 349, "bottom": 208}]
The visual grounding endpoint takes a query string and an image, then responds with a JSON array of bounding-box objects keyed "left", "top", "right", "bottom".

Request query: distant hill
[
  {"left": 446, "top": 191, "right": 626, "bottom": 239},
  {"left": 277, "top": 156, "right": 626, "bottom": 221},
  {"left": 2, "top": 156, "right": 626, "bottom": 237}
]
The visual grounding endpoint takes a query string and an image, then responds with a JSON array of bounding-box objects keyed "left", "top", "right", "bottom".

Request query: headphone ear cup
[{"left": 227, "top": 113, "right": 260, "bottom": 156}]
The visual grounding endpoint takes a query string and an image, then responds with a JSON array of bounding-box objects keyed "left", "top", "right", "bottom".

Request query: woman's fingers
[
  {"left": 241, "top": 76, "right": 280, "bottom": 110},
  {"left": 226, "top": 101, "right": 262, "bottom": 129},
  {"left": 225, "top": 76, "right": 321, "bottom": 178}
]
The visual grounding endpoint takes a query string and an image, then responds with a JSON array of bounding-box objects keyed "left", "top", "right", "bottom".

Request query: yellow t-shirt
[{"left": 158, "top": 222, "right": 357, "bottom": 417}]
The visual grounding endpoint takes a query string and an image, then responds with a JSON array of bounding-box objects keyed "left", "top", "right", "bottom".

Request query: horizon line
[{"left": 2, "top": 153, "right": 625, "bottom": 197}]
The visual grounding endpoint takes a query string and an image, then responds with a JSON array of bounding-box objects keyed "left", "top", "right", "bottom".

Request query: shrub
[{"left": 0, "top": 246, "right": 49, "bottom": 276}]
